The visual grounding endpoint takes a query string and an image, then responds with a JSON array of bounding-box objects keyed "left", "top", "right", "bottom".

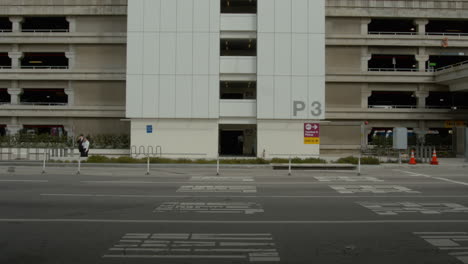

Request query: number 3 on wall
[{"left": 310, "top": 101, "right": 322, "bottom": 117}]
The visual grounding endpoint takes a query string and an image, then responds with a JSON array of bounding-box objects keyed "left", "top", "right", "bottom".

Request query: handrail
[
  {"left": 426, "top": 32, "right": 468, "bottom": 37},
  {"left": 0, "top": 29, "right": 12, "bottom": 33},
  {"left": 368, "top": 68, "right": 419, "bottom": 72},
  {"left": 20, "top": 66, "right": 69, "bottom": 70},
  {"left": 368, "top": 105, "right": 418, "bottom": 109},
  {"left": 19, "top": 102, "right": 69, "bottom": 106},
  {"left": 0, "top": 66, "right": 12, "bottom": 69},
  {"left": 434, "top": 60, "right": 468, "bottom": 72},
  {"left": 368, "top": 31, "right": 417, "bottom": 36},
  {"left": 22, "top": 29, "right": 69, "bottom": 33},
  {"left": 368, "top": 31, "right": 468, "bottom": 37}
]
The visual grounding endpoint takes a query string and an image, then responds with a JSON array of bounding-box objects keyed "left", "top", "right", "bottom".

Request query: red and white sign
[{"left": 304, "top": 123, "right": 320, "bottom": 144}]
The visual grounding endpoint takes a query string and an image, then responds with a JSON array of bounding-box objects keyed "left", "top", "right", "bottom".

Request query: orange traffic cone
[
  {"left": 409, "top": 150, "right": 417, "bottom": 165},
  {"left": 430, "top": 149, "right": 439, "bottom": 165}
]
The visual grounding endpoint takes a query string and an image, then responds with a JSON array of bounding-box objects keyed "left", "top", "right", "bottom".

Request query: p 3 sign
[{"left": 293, "top": 101, "right": 323, "bottom": 118}]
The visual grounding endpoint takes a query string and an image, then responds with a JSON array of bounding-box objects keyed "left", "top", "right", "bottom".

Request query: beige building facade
[{"left": 0, "top": 0, "right": 467, "bottom": 156}]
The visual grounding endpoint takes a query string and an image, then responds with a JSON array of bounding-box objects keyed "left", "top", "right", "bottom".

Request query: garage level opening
[
  {"left": 221, "top": 0, "right": 257, "bottom": 14},
  {"left": 0, "top": 125, "right": 6, "bottom": 136},
  {"left": 426, "top": 20, "right": 468, "bottom": 35},
  {"left": 368, "top": 91, "right": 416, "bottom": 109},
  {"left": 22, "top": 17, "right": 69, "bottom": 32},
  {"left": 219, "top": 124, "right": 257, "bottom": 157},
  {"left": 428, "top": 55, "right": 468, "bottom": 70},
  {"left": 0, "top": 89, "right": 10, "bottom": 104},
  {"left": 20, "top": 89, "right": 68, "bottom": 105},
  {"left": 368, "top": 54, "right": 417, "bottom": 71},
  {"left": 221, "top": 39, "right": 257, "bottom": 56},
  {"left": 21, "top": 125, "right": 66, "bottom": 136},
  {"left": 21, "top": 52, "right": 68, "bottom": 69},
  {"left": 0, "top": 53, "right": 11, "bottom": 68},
  {"left": 426, "top": 92, "right": 468, "bottom": 109},
  {"left": 220, "top": 81, "right": 256, "bottom": 99},
  {"left": 0, "top": 17, "right": 12, "bottom": 32},
  {"left": 368, "top": 19, "right": 416, "bottom": 34}
]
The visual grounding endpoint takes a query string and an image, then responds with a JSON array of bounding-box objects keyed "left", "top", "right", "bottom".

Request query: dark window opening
[
  {"left": 0, "top": 53, "right": 11, "bottom": 67},
  {"left": 0, "top": 125, "right": 6, "bottom": 136},
  {"left": 221, "top": 39, "right": 257, "bottom": 56},
  {"left": 21, "top": 52, "right": 68, "bottom": 69},
  {"left": 368, "top": 19, "right": 416, "bottom": 34},
  {"left": 368, "top": 54, "right": 417, "bottom": 71},
  {"left": 221, "top": 0, "right": 257, "bottom": 14},
  {"left": 22, "top": 17, "right": 69, "bottom": 32},
  {"left": 368, "top": 127, "right": 417, "bottom": 146},
  {"left": 428, "top": 55, "right": 468, "bottom": 70},
  {"left": 219, "top": 125, "right": 257, "bottom": 156},
  {"left": 0, "top": 17, "right": 12, "bottom": 32},
  {"left": 426, "top": 20, "right": 468, "bottom": 35},
  {"left": 0, "top": 89, "right": 10, "bottom": 104},
  {"left": 426, "top": 92, "right": 468, "bottom": 109},
  {"left": 21, "top": 125, "right": 66, "bottom": 136},
  {"left": 368, "top": 91, "right": 416, "bottom": 108},
  {"left": 20, "top": 89, "right": 68, "bottom": 105},
  {"left": 425, "top": 128, "right": 453, "bottom": 146},
  {"left": 220, "top": 81, "right": 256, "bottom": 99}
]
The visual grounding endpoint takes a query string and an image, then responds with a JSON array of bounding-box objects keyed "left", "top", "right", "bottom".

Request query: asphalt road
[{"left": 0, "top": 164, "right": 467, "bottom": 264}]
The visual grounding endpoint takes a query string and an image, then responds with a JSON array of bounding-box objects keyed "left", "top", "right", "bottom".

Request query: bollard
[
  {"left": 77, "top": 157, "right": 81, "bottom": 175},
  {"left": 216, "top": 155, "right": 220, "bottom": 176},
  {"left": 357, "top": 154, "right": 361, "bottom": 176},
  {"left": 41, "top": 148, "right": 46, "bottom": 174},
  {"left": 288, "top": 156, "right": 292, "bottom": 176},
  {"left": 146, "top": 156, "right": 150, "bottom": 175}
]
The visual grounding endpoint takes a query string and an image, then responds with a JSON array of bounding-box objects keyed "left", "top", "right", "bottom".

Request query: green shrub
[
  {"left": 271, "top": 157, "right": 327, "bottom": 164},
  {"left": 335, "top": 156, "right": 380, "bottom": 165},
  {"left": 86, "top": 155, "right": 111, "bottom": 163}
]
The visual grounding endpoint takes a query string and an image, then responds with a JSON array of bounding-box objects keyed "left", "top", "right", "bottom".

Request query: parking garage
[
  {"left": 20, "top": 52, "right": 68, "bottom": 69},
  {"left": 221, "top": 0, "right": 257, "bottom": 14},
  {"left": 221, "top": 39, "right": 256, "bottom": 56},
  {"left": 20, "top": 89, "right": 68, "bottom": 105},
  {"left": 368, "top": 91, "right": 416, "bottom": 108},
  {"left": 0, "top": 53, "right": 11, "bottom": 68},
  {"left": 368, "top": 54, "right": 417, "bottom": 71},
  {"left": 21, "top": 17, "right": 69, "bottom": 32},
  {"left": 220, "top": 81, "right": 256, "bottom": 100},
  {"left": 368, "top": 19, "right": 416, "bottom": 34},
  {"left": 426, "top": 20, "right": 468, "bottom": 35},
  {"left": 0, "top": 89, "right": 10, "bottom": 104},
  {"left": 219, "top": 124, "right": 257, "bottom": 157},
  {"left": 0, "top": 17, "right": 12, "bottom": 32}
]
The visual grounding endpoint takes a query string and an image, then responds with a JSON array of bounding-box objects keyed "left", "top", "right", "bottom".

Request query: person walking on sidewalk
[
  {"left": 81, "top": 137, "right": 90, "bottom": 157},
  {"left": 77, "top": 135, "right": 84, "bottom": 157}
]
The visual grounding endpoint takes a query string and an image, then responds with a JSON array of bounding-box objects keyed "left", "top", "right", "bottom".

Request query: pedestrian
[
  {"left": 81, "top": 137, "right": 90, "bottom": 157},
  {"left": 77, "top": 135, "right": 84, "bottom": 156}
]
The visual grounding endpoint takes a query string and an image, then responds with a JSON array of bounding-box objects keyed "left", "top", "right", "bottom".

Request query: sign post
[{"left": 304, "top": 123, "right": 320, "bottom": 145}]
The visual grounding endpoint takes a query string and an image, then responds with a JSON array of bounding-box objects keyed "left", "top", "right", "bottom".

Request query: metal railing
[
  {"left": 368, "top": 105, "right": 418, "bottom": 109},
  {"left": 0, "top": 147, "right": 75, "bottom": 161},
  {"left": 22, "top": 29, "right": 69, "bottom": 33},
  {"left": 0, "top": 66, "right": 12, "bottom": 69},
  {"left": 434, "top": 59, "right": 468, "bottom": 72},
  {"left": 368, "top": 68, "right": 419, "bottom": 72},
  {"left": 20, "top": 66, "right": 69, "bottom": 70},
  {"left": 368, "top": 31, "right": 417, "bottom": 36},
  {"left": 131, "top": 145, "right": 163, "bottom": 175},
  {"left": 426, "top": 32, "right": 468, "bottom": 37},
  {"left": 19, "top": 102, "right": 68, "bottom": 106},
  {"left": 0, "top": 29, "right": 12, "bottom": 33},
  {"left": 368, "top": 31, "right": 468, "bottom": 37}
]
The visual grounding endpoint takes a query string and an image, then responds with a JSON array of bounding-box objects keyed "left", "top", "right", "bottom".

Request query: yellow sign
[
  {"left": 304, "top": 138, "right": 320, "bottom": 145},
  {"left": 445, "top": 121, "right": 467, "bottom": 128}
]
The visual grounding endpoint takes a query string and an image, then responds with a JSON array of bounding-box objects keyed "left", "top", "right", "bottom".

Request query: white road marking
[
  {"left": 314, "top": 176, "right": 383, "bottom": 182},
  {"left": 40, "top": 193, "right": 468, "bottom": 199},
  {"left": 415, "top": 232, "right": 468, "bottom": 264},
  {"left": 103, "top": 233, "right": 280, "bottom": 262},
  {"left": 0, "top": 180, "right": 49, "bottom": 183},
  {"left": 359, "top": 202, "right": 468, "bottom": 215},
  {"left": 155, "top": 202, "right": 264, "bottom": 215},
  {"left": 177, "top": 186, "right": 257, "bottom": 193},
  {"left": 396, "top": 170, "right": 468, "bottom": 186},
  {"left": 331, "top": 185, "right": 420, "bottom": 194},
  {"left": 190, "top": 176, "right": 254, "bottom": 182},
  {"left": 1, "top": 219, "right": 468, "bottom": 224}
]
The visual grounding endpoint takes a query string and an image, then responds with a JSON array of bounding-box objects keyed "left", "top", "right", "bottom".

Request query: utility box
[{"left": 393, "top": 127, "right": 408, "bottom": 150}]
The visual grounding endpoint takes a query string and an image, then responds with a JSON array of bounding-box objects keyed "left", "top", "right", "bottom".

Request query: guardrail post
[
  {"left": 42, "top": 148, "right": 47, "bottom": 174},
  {"left": 146, "top": 156, "right": 150, "bottom": 175},
  {"left": 357, "top": 154, "right": 361, "bottom": 176},
  {"left": 288, "top": 156, "right": 292, "bottom": 176},
  {"left": 77, "top": 157, "right": 81, "bottom": 175},
  {"left": 216, "top": 154, "right": 220, "bottom": 176}
]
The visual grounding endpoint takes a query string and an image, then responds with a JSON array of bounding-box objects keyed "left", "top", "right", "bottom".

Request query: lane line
[
  {"left": 80, "top": 181, "right": 455, "bottom": 186},
  {"left": 40, "top": 194, "right": 468, "bottom": 199},
  {"left": 395, "top": 170, "right": 468, "bottom": 186},
  {"left": 0, "top": 180, "right": 49, "bottom": 183},
  {"left": 1, "top": 219, "right": 468, "bottom": 224}
]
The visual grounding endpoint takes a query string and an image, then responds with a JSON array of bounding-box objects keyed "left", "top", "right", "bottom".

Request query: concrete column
[
  {"left": 8, "top": 52, "right": 22, "bottom": 69},
  {"left": 66, "top": 16, "right": 76, "bottom": 33},
  {"left": 361, "top": 18, "right": 372, "bottom": 35},
  {"left": 7, "top": 117, "right": 21, "bottom": 135},
  {"left": 361, "top": 55, "right": 372, "bottom": 72},
  {"left": 65, "top": 52, "right": 75, "bottom": 69},
  {"left": 361, "top": 90, "right": 372, "bottom": 109},
  {"left": 65, "top": 81, "right": 74, "bottom": 106},
  {"left": 414, "top": 19, "right": 429, "bottom": 35},
  {"left": 415, "top": 55, "right": 429, "bottom": 72},
  {"left": 9, "top": 17, "right": 23, "bottom": 33},
  {"left": 415, "top": 91, "right": 429, "bottom": 108},
  {"left": 7, "top": 88, "right": 22, "bottom": 105}
]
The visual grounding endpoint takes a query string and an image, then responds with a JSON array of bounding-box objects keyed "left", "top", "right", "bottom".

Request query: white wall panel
[
  {"left": 193, "top": 33, "right": 210, "bottom": 75},
  {"left": 176, "top": 33, "right": 193, "bottom": 75},
  {"left": 159, "top": 33, "right": 176, "bottom": 75},
  {"left": 292, "top": 0, "right": 308, "bottom": 33},
  {"left": 143, "top": 33, "right": 159, "bottom": 75},
  {"left": 209, "top": 33, "right": 220, "bottom": 75},
  {"left": 126, "top": 32, "right": 143, "bottom": 75},
  {"left": 309, "top": 0, "right": 325, "bottom": 34},
  {"left": 142, "top": 75, "right": 159, "bottom": 117},
  {"left": 274, "top": 76, "right": 291, "bottom": 119},
  {"left": 210, "top": 0, "right": 220, "bottom": 32},
  {"left": 194, "top": 0, "right": 210, "bottom": 32},
  {"left": 208, "top": 76, "right": 220, "bottom": 118},
  {"left": 127, "top": 0, "right": 144, "bottom": 32},
  {"left": 220, "top": 14, "right": 257, "bottom": 32},
  {"left": 292, "top": 34, "right": 308, "bottom": 76},
  {"left": 175, "top": 76, "right": 192, "bottom": 117},
  {"left": 308, "top": 76, "right": 325, "bottom": 120},
  {"left": 291, "top": 76, "right": 308, "bottom": 119},
  {"left": 177, "top": 0, "right": 193, "bottom": 32},
  {"left": 308, "top": 34, "right": 325, "bottom": 76},
  {"left": 159, "top": 76, "right": 176, "bottom": 117},
  {"left": 257, "top": 33, "right": 274, "bottom": 76},
  {"left": 160, "top": 0, "right": 177, "bottom": 32},
  {"left": 192, "top": 75, "right": 209, "bottom": 118},
  {"left": 144, "top": 0, "right": 160, "bottom": 32},
  {"left": 258, "top": 0, "right": 274, "bottom": 33},
  {"left": 275, "top": 0, "right": 291, "bottom": 33},
  {"left": 257, "top": 76, "right": 274, "bottom": 119},
  {"left": 126, "top": 75, "right": 143, "bottom": 117},
  {"left": 274, "top": 34, "right": 291, "bottom": 75}
]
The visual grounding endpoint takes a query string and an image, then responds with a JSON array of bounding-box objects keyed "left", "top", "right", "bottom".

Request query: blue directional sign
[{"left": 146, "top": 125, "right": 153, "bottom": 134}]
